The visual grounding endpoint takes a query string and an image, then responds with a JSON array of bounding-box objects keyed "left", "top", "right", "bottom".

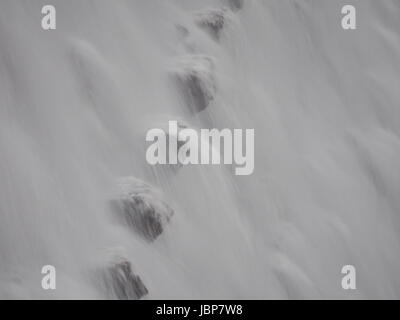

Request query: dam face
[{"left": 0, "top": 0, "right": 400, "bottom": 299}]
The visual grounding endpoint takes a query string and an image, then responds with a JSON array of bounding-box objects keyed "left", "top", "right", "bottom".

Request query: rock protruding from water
[
  {"left": 196, "top": 8, "right": 227, "bottom": 41},
  {"left": 111, "top": 177, "right": 174, "bottom": 241},
  {"left": 170, "top": 55, "right": 216, "bottom": 113},
  {"left": 227, "top": 0, "right": 244, "bottom": 11},
  {"left": 100, "top": 258, "right": 148, "bottom": 300}
]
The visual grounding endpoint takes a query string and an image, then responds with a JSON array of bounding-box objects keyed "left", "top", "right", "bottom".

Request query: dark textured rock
[
  {"left": 100, "top": 259, "right": 148, "bottom": 300},
  {"left": 196, "top": 8, "right": 226, "bottom": 40},
  {"left": 111, "top": 177, "right": 174, "bottom": 241},
  {"left": 170, "top": 55, "right": 216, "bottom": 113},
  {"left": 227, "top": 0, "right": 244, "bottom": 11}
]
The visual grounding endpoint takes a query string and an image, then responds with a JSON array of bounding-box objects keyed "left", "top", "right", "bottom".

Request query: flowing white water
[{"left": 0, "top": 0, "right": 400, "bottom": 299}]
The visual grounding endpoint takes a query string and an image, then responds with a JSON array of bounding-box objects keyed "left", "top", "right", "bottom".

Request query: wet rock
[
  {"left": 170, "top": 55, "right": 216, "bottom": 113},
  {"left": 195, "top": 8, "right": 227, "bottom": 40},
  {"left": 111, "top": 177, "right": 174, "bottom": 241},
  {"left": 100, "top": 258, "right": 148, "bottom": 300},
  {"left": 227, "top": 0, "right": 244, "bottom": 11}
]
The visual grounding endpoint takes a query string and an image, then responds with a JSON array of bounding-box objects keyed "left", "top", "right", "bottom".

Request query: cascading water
[{"left": 0, "top": 0, "right": 400, "bottom": 299}]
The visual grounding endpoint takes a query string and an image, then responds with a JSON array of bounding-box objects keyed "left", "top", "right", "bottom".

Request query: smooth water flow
[{"left": 0, "top": 0, "right": 400, "bottom": 299}]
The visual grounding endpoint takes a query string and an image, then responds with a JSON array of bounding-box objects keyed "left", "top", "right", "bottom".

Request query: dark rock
[
  {"left": 170, "top": 55, "right": 216, "bottom": 113},
  {"left": 227, "top": 0, "right": 244, "bottom": 11},
  {"left": 111, "top": 177, "right": 174, "bottom": 241},
  {"left": 100, "top": 258, "right": 148, "bottom": 300},
  {"left": 196, "top": 8, "right": 226, "bottom": 40}
]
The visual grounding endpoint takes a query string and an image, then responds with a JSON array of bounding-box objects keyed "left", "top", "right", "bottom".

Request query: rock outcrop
[
  {"left": 110, "top": 177, "right": 174, "bottom": 241},
  {"left": 227, "top": 0, "right": 244, "bottom": 12},
  {"left": 99, "top": 258, "right": 148, "bottom": 300},
  {"left": 196, "top": 8, "right": 227, "bottom": 41},
  {"left": 170, "top": 55, "right": 216, "bottom": 114}
]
